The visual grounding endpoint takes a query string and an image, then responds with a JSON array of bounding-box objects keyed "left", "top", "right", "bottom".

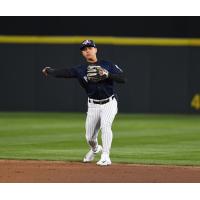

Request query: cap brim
[{"left": 80, "top": 45, "right": 96, "bottom": 50}]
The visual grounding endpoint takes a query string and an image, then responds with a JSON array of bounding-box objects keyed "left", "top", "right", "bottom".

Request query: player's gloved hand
[
  {"left": 42, "top": 67, "right": 53, "bottom": 76},
  {"left": 99, "top": 67, "right": 109, "bottom": 78},
  {"left": 87, "top": 65, "right": 109, "bottom": 82}
]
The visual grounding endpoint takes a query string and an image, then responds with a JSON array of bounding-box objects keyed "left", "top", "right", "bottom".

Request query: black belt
[{"left": 89, "top": 95, "right": 115, "bottom": 105}]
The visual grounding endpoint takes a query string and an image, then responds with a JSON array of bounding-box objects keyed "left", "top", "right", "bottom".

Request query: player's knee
[
  {"left": 101, "top": 124, "right": 112, "bottom": 133},
  {"left": 101, "top": 121, "right": 112, "bottom": 130}
]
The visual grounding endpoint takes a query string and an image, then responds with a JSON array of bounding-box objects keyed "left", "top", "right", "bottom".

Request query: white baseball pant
[{"left": 85, "top": 95, "right": 118, "bottom": 156}]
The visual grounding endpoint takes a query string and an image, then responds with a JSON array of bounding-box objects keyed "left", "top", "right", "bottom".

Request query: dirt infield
[{"left": 0, "top": 160, "right": 200, "bottom": 183}]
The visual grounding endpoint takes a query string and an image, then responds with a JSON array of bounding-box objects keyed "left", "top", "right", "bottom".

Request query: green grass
[{"left": 0, "top": 112, "right": 200, "bottom": 166}]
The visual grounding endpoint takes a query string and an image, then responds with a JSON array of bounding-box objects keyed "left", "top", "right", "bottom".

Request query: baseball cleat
[
  {"left": 96, "top": 153, "right": 112, "bottom": 166},
  {"left": 83, "top": 145, "right": 102, "bottom": 162}
]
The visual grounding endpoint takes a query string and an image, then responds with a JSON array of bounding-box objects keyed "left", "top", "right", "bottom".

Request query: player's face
[{"left": 81, "top": 47, "right": 97, "bottom": 61}]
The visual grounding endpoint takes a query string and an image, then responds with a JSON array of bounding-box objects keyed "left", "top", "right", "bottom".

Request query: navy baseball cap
[{"left": 80, "top": 40, "right": 96, "bottom": 50}]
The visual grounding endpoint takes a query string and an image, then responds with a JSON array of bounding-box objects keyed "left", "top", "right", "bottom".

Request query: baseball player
[{"left": 42, "top": 40, "right": 125, "bottom": 166}]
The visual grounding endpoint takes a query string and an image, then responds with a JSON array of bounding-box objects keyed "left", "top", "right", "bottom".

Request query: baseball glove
[{"left": 87, "top": 65, "right": 109, "bottom": 82}]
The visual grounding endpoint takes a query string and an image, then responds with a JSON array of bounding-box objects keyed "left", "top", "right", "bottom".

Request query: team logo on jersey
[{"left": 115, "top": 65, "right": 123, "bottom": 72}]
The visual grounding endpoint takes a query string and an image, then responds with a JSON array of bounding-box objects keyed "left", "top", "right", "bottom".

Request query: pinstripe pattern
[
  {"left": 85, "top": 98, "right": 117, "bottom": 155},
  {"left": 85, "top": 103, "right": 100, "bottom": 152},
  {"left": 101, "top": 99, "right": 118, "bottom": 154}
]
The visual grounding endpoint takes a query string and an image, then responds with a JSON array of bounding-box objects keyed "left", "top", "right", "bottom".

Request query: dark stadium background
[{"left": 0, "top": 17, "right": 200, "bottom": 113}]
